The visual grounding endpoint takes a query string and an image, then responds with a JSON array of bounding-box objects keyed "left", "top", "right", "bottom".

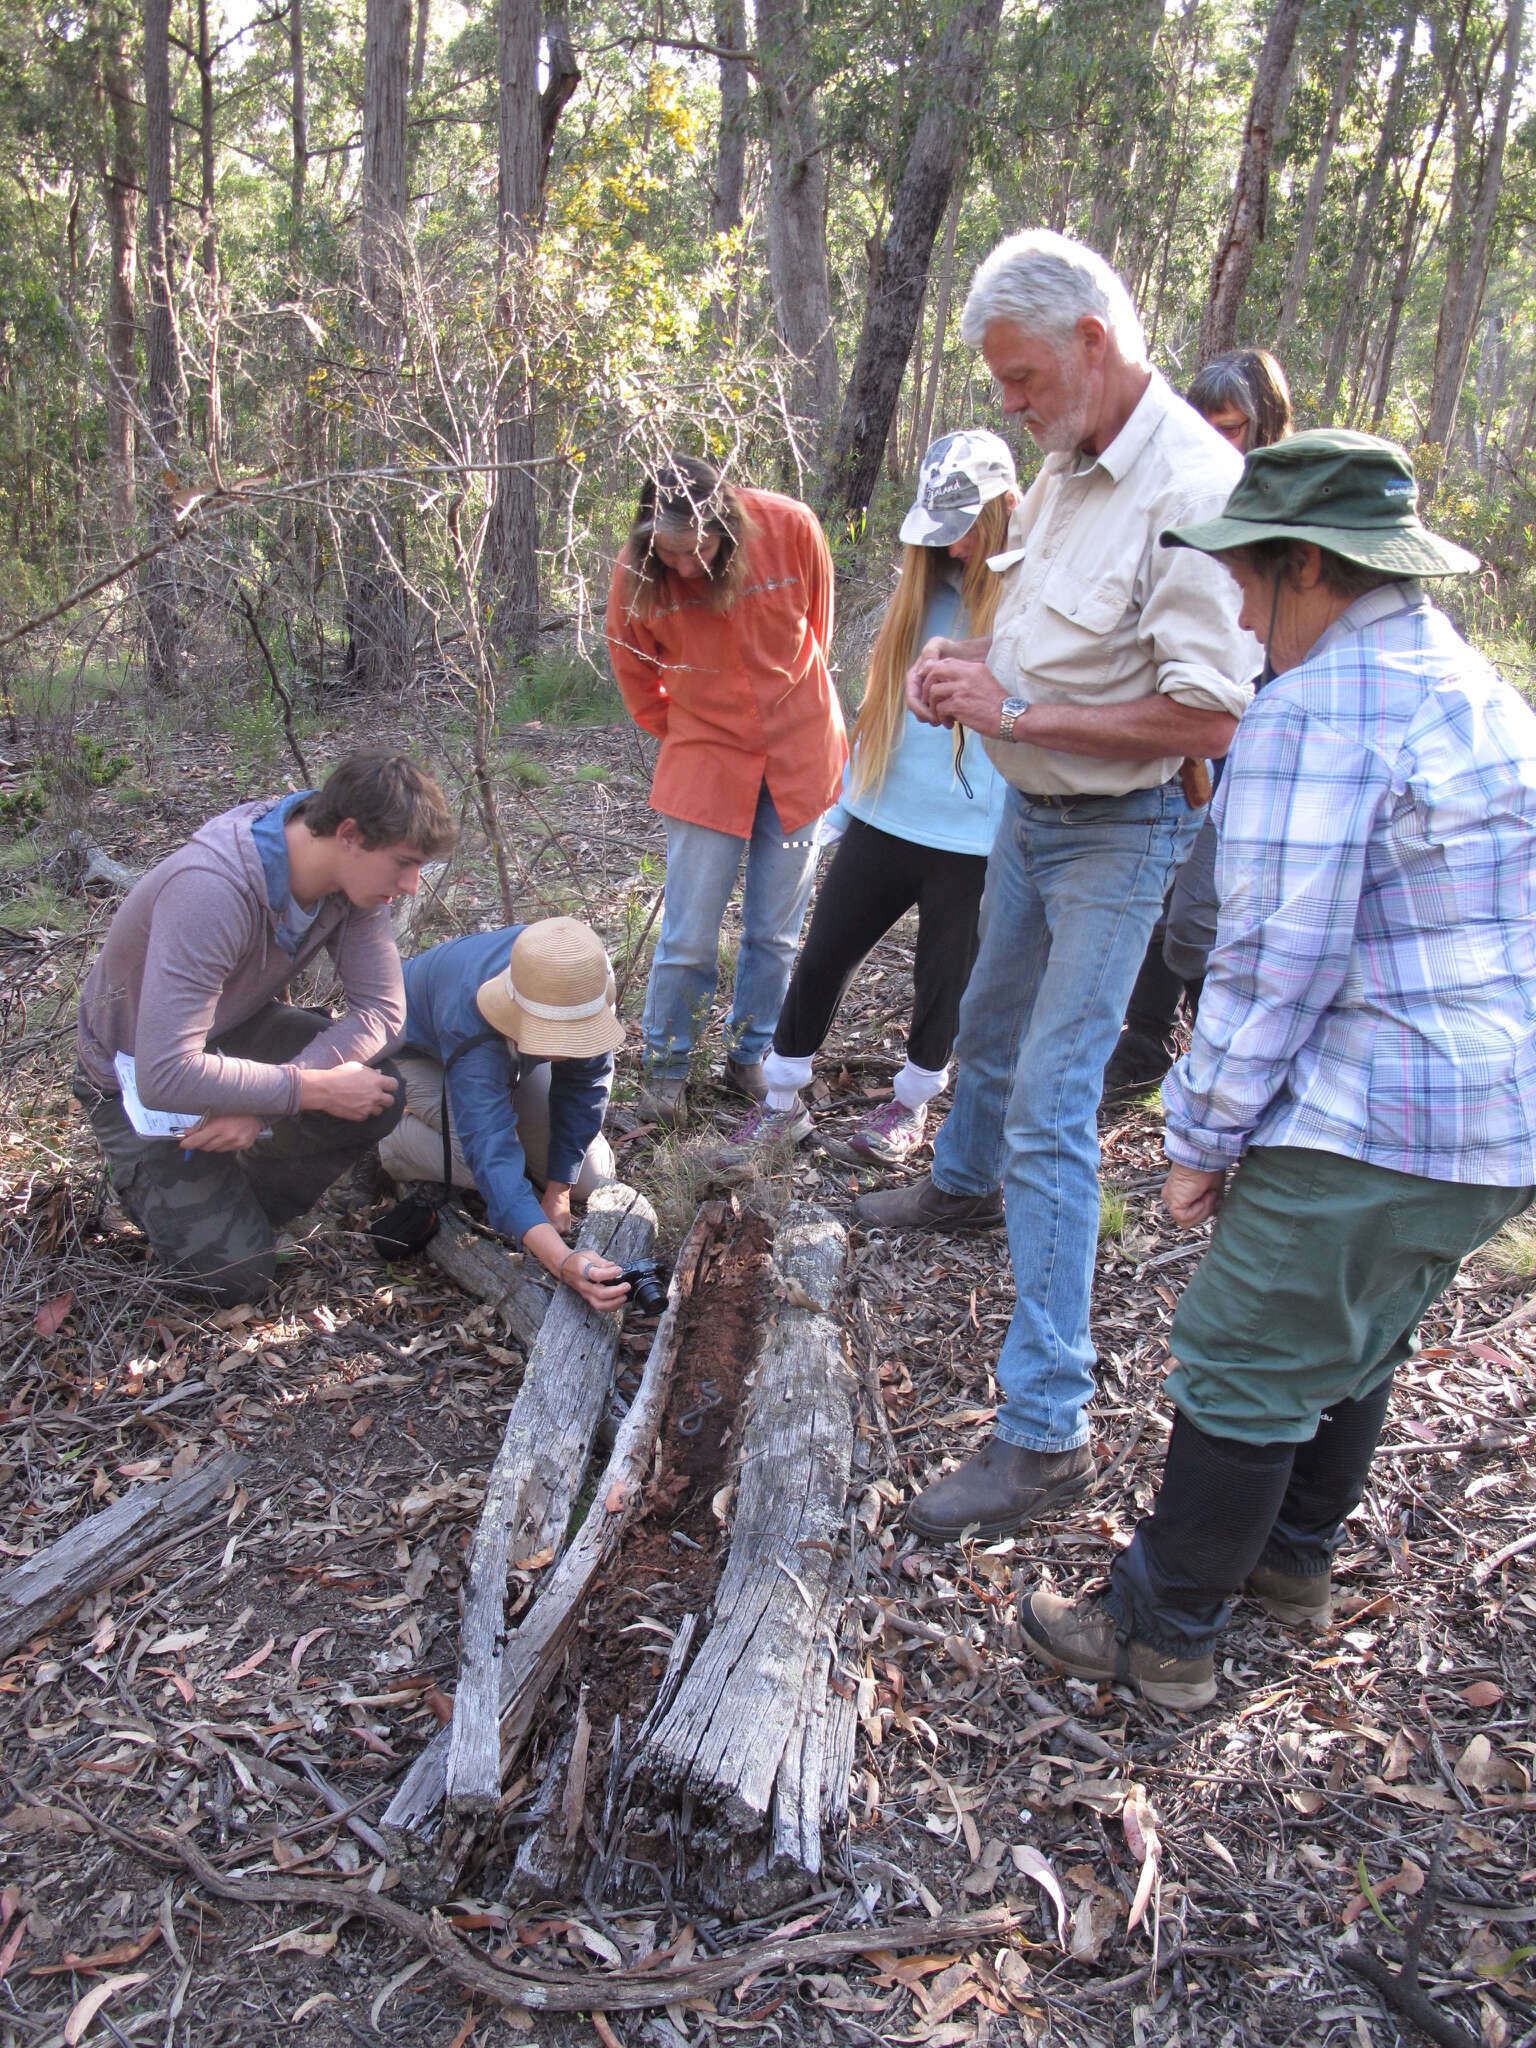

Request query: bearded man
[{"left": 856, "top": 229, "right": 1258, "bottom": 1541}]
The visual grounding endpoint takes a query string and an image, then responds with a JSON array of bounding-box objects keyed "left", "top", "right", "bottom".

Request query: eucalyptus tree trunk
[
  {"left": 141, "top": 0, "right": 184, "bottom": 692},
  {"left": 1424, "top": 0, "right": 1523, "bottom": 448},
  {"left": 908, "top": 174, "right": 963, "bottom": 469},
  {"left": 820, "top": 0, "right": 1004, "bottom": 520},
  {"left": 97, "top": 17, "right": 138, "bottom": 543},
  {"left": 712, "top": 0, "right": 749, "bottom": 240},
  {"left": 1276, "top": 4, "right": 1360, "bottom": 342},
  {"left": 344, "top": 0, "right": 412, "bottom": 692},
  {"left": 1319, "top": 7, "right": 1416, "bottom": 419},
  {"left": 757, "top": 0, "right": 838, "bottom": 446},
  {"left": 1198, "top": 0, "right": 1306, "bottom": 363},
  {"left": 1087, "top": 0, "right": 1167, "bottom": 267}
]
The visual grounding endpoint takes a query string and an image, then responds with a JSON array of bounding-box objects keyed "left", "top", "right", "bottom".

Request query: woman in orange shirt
[{"left": 606, "top": 456, "right": 845, "bottom": 1127}]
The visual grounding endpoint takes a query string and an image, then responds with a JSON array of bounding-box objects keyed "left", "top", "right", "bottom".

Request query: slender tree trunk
[
  {"left": 483, "top": 0, "right": 572, "bottom": 657},
  {"left": 98, "top": 19, "right": 139, "bottom": 543},
  {"left": 141, "top": 0, "right": 183, "bottom": 693},
  {"left": 712, "top": 0, "right": 749, "bottom": 239},
  {"left": 909, "top": 173, "right": 962, "bottom": 468},
  {"left": 1198, "top": 0, "right": 1306, "bottom": 363},
  {"left": 1088, "top": 0, "right": 1167, "bottom": 266},
  {"left": 757, "top": 0, "right": 838, "bottom": 444},
  {"left": 345, "top": 0, "right": 412, "bottom": 692},
  {"left": 1424, "top": 0, "right": 1523, "bottom": 448},
  {"left": 1319, "top": 7, "right": 1416, "bottom": 418},
  {"left": 290, "top": 0, "right": 308, "bottom": 256},
  {"left": 412, "top": 0, "right": 429, "bottom": 91},
  {"left": 1368, "top": 12, "right": 1462, "bottom": 429},
  {"left": 539, "top": 2, "right": 580, "bottom": 194},
  {"left": 819, "top": 0, "right": 1005, "bottom": 518},
  {"left": 1276, "top": 4, "right": 1360, "bottom": 341}
]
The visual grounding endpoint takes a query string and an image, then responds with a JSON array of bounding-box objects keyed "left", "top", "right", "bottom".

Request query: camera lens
[{"left": 618, "top": 1258, "right": 668, "bottom": 1314}]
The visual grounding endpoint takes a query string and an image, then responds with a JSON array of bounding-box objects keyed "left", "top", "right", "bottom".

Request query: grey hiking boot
[
  {"left": 1245, "top": 1562, "right": 1333, "bottom": 1629},
  {"left": 906, "top": 1438, "right": 1094, "bottom": 1541},
  {"left": 722, "top": 1057, "right": 768, "bottom": 1101},
  {"left": 704, "top": 1099, "right": 813, "bottom": 1173},
  {"left": 854, "top": 1172, "right": 1003, "bottom": 1231},
  {"left": 846, "top": 1099, "right": 928, "bottom": 1166},
  {"left": 1020, "top": 1586, "right": 1216, "bottom": 1711},
  {"left": 637, "top": 1076, "right": 688, "bottom": 1129}
]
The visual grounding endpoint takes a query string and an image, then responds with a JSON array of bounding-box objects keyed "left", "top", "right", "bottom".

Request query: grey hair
[{"left": 959, "top": 229, "right": 1147, "bottom": 363}]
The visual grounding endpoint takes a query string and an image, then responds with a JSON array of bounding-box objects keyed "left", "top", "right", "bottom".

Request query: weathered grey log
[
  {"left": 65, "top": 829, "right": 139, "bottom": 895},
  {"left": 444, "top": 1181, "right": 657, "bottom": 1817},
  {"left": 381, "top": 1201, "right": 719, "bottom": 1894},
  {"left": 641, "top": 1203, "right": 853, "bottom": 1838},
  {"left": 422, "top": 1202, "right": 552, "bottom": 1350},
  {"left": 0, "top": 1449, "right": 248, "bottom": 1659},
  {"left": 818, "top": 1506, "right": 873, "bottom": 1837},
  {"left": 389, "top": 860, "right": 449, "bottom": 945}
]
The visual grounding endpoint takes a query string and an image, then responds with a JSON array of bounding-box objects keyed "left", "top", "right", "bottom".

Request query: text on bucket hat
[
  {"left": 475, "top": 917, "right": 626, "bottom": 1059},
  {"left": 900, "top": 429, "right": 1019, "bottom": 549},
  {"left": 1161, "top": 429, "right": 1478, "bottom": 578}
]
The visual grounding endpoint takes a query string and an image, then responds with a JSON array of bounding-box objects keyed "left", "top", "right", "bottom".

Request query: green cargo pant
[{"left": 76, "top": 1004, "right": 403, "bottom": 1307}]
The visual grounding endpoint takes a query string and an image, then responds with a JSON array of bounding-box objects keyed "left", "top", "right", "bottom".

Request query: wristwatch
[{"left": 997, "top": 696, "right": 1029, "bottom": 743}]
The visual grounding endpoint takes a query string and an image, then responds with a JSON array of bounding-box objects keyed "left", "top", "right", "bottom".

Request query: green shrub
[{"left": 500, "top": 651, "right": 622, "bottom": 727}]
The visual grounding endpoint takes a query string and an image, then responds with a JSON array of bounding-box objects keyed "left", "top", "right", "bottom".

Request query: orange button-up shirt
[{"left": 605, "top": 488, "right": 846, "bottom": 837}]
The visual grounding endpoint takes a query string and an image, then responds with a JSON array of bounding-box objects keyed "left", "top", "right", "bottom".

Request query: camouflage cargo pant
[{"left": 75, "top": 1003, "right": 403, "bottom": 1308}]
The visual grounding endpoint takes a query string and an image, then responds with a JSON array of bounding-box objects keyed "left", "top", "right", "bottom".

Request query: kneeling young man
[
  {"left": 379, "top": 918, "right": 626, "bottom": 1311},
  {"left": 75, "top": 751, "right": 456, "bottom": 1305}
]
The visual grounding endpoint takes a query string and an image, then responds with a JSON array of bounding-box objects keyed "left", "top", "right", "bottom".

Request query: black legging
[{"left": 772, "top": 817, "right": 989, "bottom": 1070}]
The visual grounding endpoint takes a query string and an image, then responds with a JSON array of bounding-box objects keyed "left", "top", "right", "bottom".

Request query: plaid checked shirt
[{"left": 1163, "top": 582, "right": 1536, "bottom": 1186}]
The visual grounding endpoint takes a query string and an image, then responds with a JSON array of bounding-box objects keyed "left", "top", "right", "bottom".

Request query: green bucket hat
[{"left": 1162, "top": 428, "right": 1478, "bottom": 577}]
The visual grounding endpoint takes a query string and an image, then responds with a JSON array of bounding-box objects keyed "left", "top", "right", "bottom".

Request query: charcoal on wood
[
  {"left": 423, "top": 1202, "right": 552, "bottom": 1350},
  {"left": 381, "top": 1201, "right": 720, "bottom": 1896},
  {"left": 444, "top": 1180, "right": 658, "bottom": 1818},
  {"left": 639, "top": 1202, "right": 854, "bottom": 1885},
  {"left": 0, "top": 1448, "right": 248, "bottom": 1659}
]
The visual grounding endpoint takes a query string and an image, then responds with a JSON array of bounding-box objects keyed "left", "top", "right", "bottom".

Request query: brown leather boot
[
  {"left": 854, "top": 1173, "right": 1004, "bottom": 1232},
  {"left": 1020, "top": 1587, "right": 1216, "bottom": 1710},
  {"left": 1245, "top": 1562, "right": 1333, "bottom": 1628},
  {"left": 905, "top": 1437, "right": 1094, "bottom": 1541}
]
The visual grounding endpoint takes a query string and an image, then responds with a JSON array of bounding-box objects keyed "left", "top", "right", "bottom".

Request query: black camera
[{"left": 617, "top": 1257, "right": 668, "bottom": 1315}]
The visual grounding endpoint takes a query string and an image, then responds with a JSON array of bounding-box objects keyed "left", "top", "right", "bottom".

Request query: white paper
[{"left": 113, "top": 1052, "right": 200, "bottom": 1138}]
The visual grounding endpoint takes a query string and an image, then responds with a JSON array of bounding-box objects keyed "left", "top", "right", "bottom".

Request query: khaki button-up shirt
[{"left": 981, "top": 372, "right": 1260, "bottom": 799}]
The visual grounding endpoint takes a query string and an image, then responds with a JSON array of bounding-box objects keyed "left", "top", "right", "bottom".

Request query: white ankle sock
[
  {"left": 893, "top": 1058, "right": 948, "bottom": 1111},
  {"left": 763, "top": 1050, "right": 814, "bottom": 1108},
  {"left": 765, "top": 1087, "right": 802, "bottom": 1113}
]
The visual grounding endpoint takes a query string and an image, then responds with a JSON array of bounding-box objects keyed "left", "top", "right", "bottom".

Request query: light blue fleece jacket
[{"left": 829, "top": 580, "right": 1006, "bottom": 856}]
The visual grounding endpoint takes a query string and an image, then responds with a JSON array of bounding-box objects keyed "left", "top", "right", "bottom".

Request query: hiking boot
[
  {"left": 905, "top": 1439, "right": 1094, "bottom": 1542},
  {"left": 1245, "top": 1562, "right": 1333, "bottom": 1629},
  {"left": 703, "top": 1099, "right": 813, "bottom": 1172},
  {"left": 637, "top": 1076, "right": 688, "bottom": 1129},
  {"left": 853, "top": 1173, "right": 1003, "bottom": 1232},
  {"left": 846, "top": 1099, "right": 928, "bottom": 1166},
  {"left": 1102, "top": 1024, "right": 1177, "bottom": 1102},
  {"left": 1020, "top": 1586, "right": 1217, "bottom": 1710},
  {"left": 722, "top": 1057, "right": 768, "bottom": 1102}
]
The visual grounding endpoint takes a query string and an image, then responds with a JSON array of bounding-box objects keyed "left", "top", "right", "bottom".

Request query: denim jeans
[
  {"left": 933, "top": 782, "right": 1199, "bottom": 1451},
  {"left": 642, "top": 783, "right": 820, "bottom": 1078}
]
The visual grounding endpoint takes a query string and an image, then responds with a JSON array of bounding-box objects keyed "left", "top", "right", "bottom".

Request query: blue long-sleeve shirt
[{"left": 399, "top": 928, "right": 613, "bottom": 1243}]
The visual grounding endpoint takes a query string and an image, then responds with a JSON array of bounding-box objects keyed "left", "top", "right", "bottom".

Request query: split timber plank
[
  {"left": 0, "top": 1449, "right": 248, "bottom": 1659},
  {"left": 641, "top": 1202, "right": 853, "bottom": 1836},
  {"left": 423, "top": 1202, "right": 551, "bottom": 1351},
  {"left": 444, "top": 1181, "right": 658, "bottom": 1817},
  {"left": 382, "top": 1201, "right": 721, "bottom": 1895}
]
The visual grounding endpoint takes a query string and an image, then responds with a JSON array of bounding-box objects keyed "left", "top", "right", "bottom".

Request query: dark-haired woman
[{"left": 606, "top": 456, "right": 845, "bottom": 1127}]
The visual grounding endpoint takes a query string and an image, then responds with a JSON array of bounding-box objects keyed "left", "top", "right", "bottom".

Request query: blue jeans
[
  {"left": 933, "top": 783, "right": 1199, "bottom": 1451},
  {"left": 642, "top": 784, "right": 820, "bottom": 1079}
]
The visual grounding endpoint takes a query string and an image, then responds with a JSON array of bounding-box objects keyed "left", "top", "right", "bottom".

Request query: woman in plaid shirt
[{"left": 1020, "top": 431, "right": 1536, "bottom": 1709}]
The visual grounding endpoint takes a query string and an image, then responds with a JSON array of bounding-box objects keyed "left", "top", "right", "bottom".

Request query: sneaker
[
  {"left": 722, "top": 1057, "right": 768, "bottom": 1102},
  {"left": 853, "top": 1173, "right": 1003, "bottom": 1232},
  {"left": 637, "top": 1076, "right": 688, "bottom": 1129},
  {"left": 847, "top": 1098, "right": 928, "bottom": 1165},
  {"left": 705, "top": 1099, "right": 813, "bottom": 1172},
  {"left": 1245, "top": 1562, "right": 1333, "bottom": 1629},
  {"left": 1020, "top": 1586, "right": 1216, "bottom": 1711}
]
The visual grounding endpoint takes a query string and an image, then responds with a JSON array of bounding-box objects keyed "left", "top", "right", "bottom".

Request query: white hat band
[{"left": 505, "top": 970, "right": 609, "bottom": 1023}]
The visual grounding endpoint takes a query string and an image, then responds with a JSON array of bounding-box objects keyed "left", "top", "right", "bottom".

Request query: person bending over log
[
  {"left": 378, "top": 918, "right": 626, "bottom": 1311},
  {"left": 606, "top": 454, "right": 846, "bottom": 1130},
  {"left": 1021, "top": 432, "right": 1536, "bottom": 1709},
  {"left": 1104, "top": 346, "right": 1293, "bottom": 1099},
  {"left": 854, "top": 230, "right": 1257, "bottom": 1545},
  {"left": 718, "top": 431, "right": 1017, "bottom": 1168},
  {"left": 75, "top": 751, "right": 456, "bottom": 1306}
]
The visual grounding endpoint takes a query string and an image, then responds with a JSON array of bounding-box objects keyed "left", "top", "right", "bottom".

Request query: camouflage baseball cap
[
  {"left": 900, "top": 429, "right": 1018, "bottom": 548},
  {"left": 1162, "top": 429, "right": 1478, "bottom": 577}
]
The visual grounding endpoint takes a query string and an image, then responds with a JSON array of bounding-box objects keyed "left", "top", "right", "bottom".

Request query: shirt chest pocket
[
  {"left": 1033, "top": 565, "right": 1139, "bottom": 692},
  {"left": 1041, "top": 565, "right": 1136, "bottom": 636}
]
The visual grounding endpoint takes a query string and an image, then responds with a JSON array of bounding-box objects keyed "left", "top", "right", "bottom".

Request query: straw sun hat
[{"left": 475, "top": 917, "right": 625, "bottom": 1059}]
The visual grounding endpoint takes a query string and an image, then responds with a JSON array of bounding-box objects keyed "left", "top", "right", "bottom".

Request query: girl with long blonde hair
[{"left": 728, "top": 430, "right": 1019, "bottom": 1165}]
